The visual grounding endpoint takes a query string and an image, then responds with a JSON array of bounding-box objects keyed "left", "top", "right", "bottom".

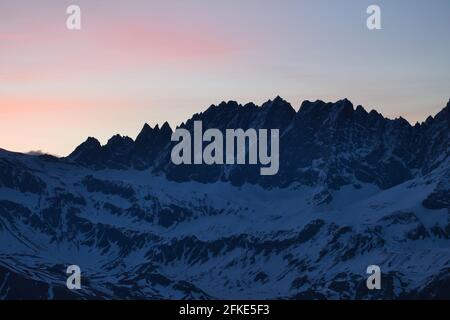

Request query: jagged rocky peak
[
  {"left": 198, "top": 96, "right": 294, "bottom": 122},
  {"left": 217, "top": 100, "right": 240, "bottom": 109},
  {"left": 297, "top": 99, "right": 328, "bottom": 114},
  {"left": 63, "top": 97, "right": 450, "bottom": 185},
  {"left": 242, "top": 102, "right": 257, "bottom": 110},
  {"left": 207, "top": 97, "right": 294, "bottom": 114},
  {"left": 366, "top": 109, "right": 385, "bottom": 124},
  {"left": 66, "top": 136, "right": 104, "bottom": 165},
  {"left": 101, "top": 135, "right": 134, "bottom": 168},
  {"left": 201, "top": 96, "right": 295, "bottom": 126},
  {"left": 295, "top": 99, "right": 357, "bottom": 125},
  {"left": 298, "top": 98, "right": 353, "bottom": 113},
  {"left": 132, "top": 121, "right": 174, "bottom": 169},
  {"left": 261, "top": 96, "right": 295, "bottom": 112},
  {"left": 156, "top": 122, "right": 173, "bottom": 143},
  {"left": 434, "top": 99, "right": 450, "bottom": 122},
  {"left": 201, "top": 100, "right": 240, "bottom": 115},
  {"left": 106, "top": 134, "right": 134, "bottom": 147},
  {"left": 328, "top": 98, "right": 355, "bottom": 120},
  {"left": 137, "top": 122, "right": 152, "bottom": 134},
  {"left": 68, "top": 137, "right": 101, "bottom": 159},
  {"left": 393, "top": 116, "right": 411, "bottom": 127},
  {"left": 136, "top": 122, "right": 172, "bottom": 145},
  {"left": 355, "top": 105, "right": 368, "bottom": 116},
  {"left": 135, "top": 123, "right": 155, "bottom": 145},
  {"left": 336, "top": 98, "right": 354, "bottom": 110},
  {"left": 258, "top": 96, "right": 296, "bottom": 129},
  {"left": 80, "top": 137, "right": 101, "bottom": 149},
  {"left": 184, "top": 100, "right": 245, "bottom": 130},
  {"left": 262, "top": 95, "right": 286, "bottom": 106},
  {"left": 160, "top": 121, "right": 173, "bottom": 134},
  {"left": 103, "top": 135, "right": 134, "bottom": 162}
]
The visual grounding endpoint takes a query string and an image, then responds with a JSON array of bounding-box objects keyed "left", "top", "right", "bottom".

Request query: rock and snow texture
[{"left": 0, "top": 97, "right": 449, "bottom": 299}]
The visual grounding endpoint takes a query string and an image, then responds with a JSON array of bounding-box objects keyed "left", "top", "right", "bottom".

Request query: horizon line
[{"left": 2, "top": 96, "right": 449, "bottom": 158}]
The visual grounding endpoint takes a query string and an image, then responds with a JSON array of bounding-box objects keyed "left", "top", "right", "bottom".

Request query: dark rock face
[
  {"left": 0, "top": 97, "right": 449, "bottom": 300},
  {"left": 66, "top": 123, "right": 173, "bottom": 170},
  {"left": 0, "top": 158, "right": 46, "bottom": 194},
  {"left": 423, "top": 189, "right": 450, "bottom": 210},
  {"left": 67, "top": 137, "right": 103, "bottom": 167},
  {"left": 133, "top": 122, "right": 173, "bottom": 169},
  {"left": 82, "top": 175, "right": 136, "bottom": 199},
  {"left": 64, "top": 98, "right": 449, "bottom": 200},
  {"left": 0, "top": 265, "right": 84, "bottom": 300}
]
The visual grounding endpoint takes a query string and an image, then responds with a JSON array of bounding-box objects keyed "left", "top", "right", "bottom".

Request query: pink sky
[{"left": 1, "top": 0, "right": 449, "bottom": 155}]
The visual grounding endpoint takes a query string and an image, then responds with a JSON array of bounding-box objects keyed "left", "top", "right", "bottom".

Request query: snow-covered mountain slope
[{"left": 0, "top": 98, "right": 449, "bottom": 299}]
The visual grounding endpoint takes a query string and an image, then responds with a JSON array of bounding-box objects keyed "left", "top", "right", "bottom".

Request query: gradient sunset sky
[{"left": 1, "top": 0, "right": 449, "bottom": 156}]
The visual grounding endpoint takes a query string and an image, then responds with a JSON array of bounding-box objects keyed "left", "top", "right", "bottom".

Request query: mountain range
[{"left": 0, "top": 97, "right": 449, "bottom": 299}]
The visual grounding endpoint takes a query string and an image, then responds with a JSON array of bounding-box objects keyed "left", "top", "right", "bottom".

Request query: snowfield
[{"left": 1, "top": 97, "right": 449, "bottom": 299}]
